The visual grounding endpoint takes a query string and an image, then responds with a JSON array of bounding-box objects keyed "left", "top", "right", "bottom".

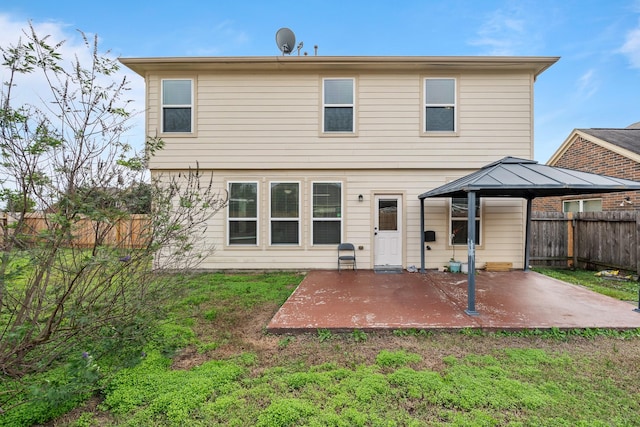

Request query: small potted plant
[{"left": 448, "top": 233, "right": 461, "bottom": 273}]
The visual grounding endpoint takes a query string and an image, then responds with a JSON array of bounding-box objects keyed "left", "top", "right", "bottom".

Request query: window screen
[
  {"left": 425, "top": 78, "right": 455, "bottom": 132},
  {"left": 162, "top": 79, "right": 192, "bottom": 133},
  {"left": 324, "top": 79, "right": 354, "bottom": 132},
  {"left": 228, "top": 182, "right": 258, "bottom": 245},
  {"left": 270, "top": 182, "right": 300, "bottom": 245},
  {"left": 312, "top": 182, "right": 342, "bottom": 244}
]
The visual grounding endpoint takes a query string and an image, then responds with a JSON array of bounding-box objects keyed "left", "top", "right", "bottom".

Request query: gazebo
[{"left": 418, "top": 157, "right": 640, "bottom": 315}]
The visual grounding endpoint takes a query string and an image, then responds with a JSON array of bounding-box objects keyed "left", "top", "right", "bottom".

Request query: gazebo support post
[
  {"left": 524, "top": 197, "right": 533, "bottom": 272},
  {"left": 465, "top": 191, "right": 479, "bottom": 316},
  {"left": 420, "top": 198, "right": 426, "bottom": 273}
]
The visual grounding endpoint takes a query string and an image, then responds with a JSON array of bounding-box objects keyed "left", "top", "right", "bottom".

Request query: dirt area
[{"left": 173, "top": 301, "right": 640, "bottom": 375}]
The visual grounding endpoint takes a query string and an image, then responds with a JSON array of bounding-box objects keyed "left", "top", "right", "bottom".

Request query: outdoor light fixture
[
  {"left": 358, "top": 194, "right": 364, "bottom": 202},
  {"left": 620, "top": 196, "right": 633, "bottom": 206}
]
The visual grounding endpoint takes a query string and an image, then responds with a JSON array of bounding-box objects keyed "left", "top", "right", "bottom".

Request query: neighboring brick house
[{"left": 534, "top": 122, "right": 640, "bottom": 212}]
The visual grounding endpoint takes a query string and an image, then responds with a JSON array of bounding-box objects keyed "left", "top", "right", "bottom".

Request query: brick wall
[{"left": 533, "top": 136, "right": 640, "bottom": 212}]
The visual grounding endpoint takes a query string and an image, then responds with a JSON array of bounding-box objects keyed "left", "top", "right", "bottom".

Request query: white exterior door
[{"left": 374, "top": 195, "right": 403, "bottom": 267}]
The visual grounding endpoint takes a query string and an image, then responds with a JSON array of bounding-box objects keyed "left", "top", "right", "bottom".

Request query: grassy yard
[{"left": 1, "top": 270, "right": 640, "bottom": 426}]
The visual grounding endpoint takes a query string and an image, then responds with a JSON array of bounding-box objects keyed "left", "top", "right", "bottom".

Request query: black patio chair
[{"left": 337, "top": 243, "right": 357, "bottom": 272}]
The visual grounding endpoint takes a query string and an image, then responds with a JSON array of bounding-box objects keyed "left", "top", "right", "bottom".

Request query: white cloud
[
  {"left": 619, "top": 20, "right": 640, "bottom": 69},
  {"left": 576, "top": 69, "right": 598, "bottom": 99},
  {"left": 470, "top": 8, "right": 528, "bottom": 55}
]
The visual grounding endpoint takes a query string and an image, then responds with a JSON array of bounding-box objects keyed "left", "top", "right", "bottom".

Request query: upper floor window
[
  {"left": 563, "top": 199, "right": 602, "bottom": 213},
  {"left": 450, "top": 197, "right": 481, "bottom": 245},
  {"left": 228, "top": 182, "right": 258, "bottom": 245},
  {"left": 323, "top": 78, "right": 354, "bottom": 133},
  {"left": 425, "top": 78, "right": 456, "bottom": 132},
  {"left": 162, "top": 79, "right": 192, "bottom": 133},
  {"left": 270, "top": 182, "right": 300, "bottom": 245},
  {"left": 312, "top": 182, "right": 342, "bottom": 245}
]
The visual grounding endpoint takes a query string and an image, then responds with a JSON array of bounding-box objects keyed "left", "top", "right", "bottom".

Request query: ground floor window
[
  {"left": 563, "top": 198, "right": 602, "bottom": 213},
  {"left": 270, "top": 182, "right": 300, "bottom": 245},
  {"left": 450, "top": 197, "right": 481, "bottom": 245},
  {"left": 228, "top": 182, "right": 258, "bottom": 245},
  {"left": 312, "top": 182, "right": 342, "bottom": 244}
]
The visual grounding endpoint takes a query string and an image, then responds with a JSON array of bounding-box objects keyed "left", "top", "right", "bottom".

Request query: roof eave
[{"left": 119, "top": 55, "right": 560, "bottom": 77}]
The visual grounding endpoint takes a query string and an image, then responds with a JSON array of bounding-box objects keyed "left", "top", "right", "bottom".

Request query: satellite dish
[{"left": 275, "top": 28, "right": 295, "bottom": 55}]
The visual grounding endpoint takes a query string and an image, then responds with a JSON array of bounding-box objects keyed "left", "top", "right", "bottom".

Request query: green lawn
[{"left": 1, "top": 269, "right": 640, "bottom": 426}]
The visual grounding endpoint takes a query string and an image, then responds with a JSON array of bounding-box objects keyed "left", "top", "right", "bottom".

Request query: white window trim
[
  {"left": 423, "top": 77, "right": 457, "bottom": 135},
  {"left": 322, "top": 77, "right": 356, "bottom": 134},
  {"left": 311, "top": 181, "right": 343, "bottom": 246},
  {"left": 449, "top": 197, "right": 482, "bottom": 246},
  {"left": 227, "top": 181, "right": 259, "bottom": 246},
  {"left": 161, "top": 78, "right": 194, "bottom": 134},
  {"left": 269, "top": 181, "right": 301, "bottom": 246},
  {"left": 562, "top": 198, "right": 603, "bottom": 213}
]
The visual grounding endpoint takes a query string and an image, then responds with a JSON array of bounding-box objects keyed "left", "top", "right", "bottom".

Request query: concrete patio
[{"left": 267, "top": 270, "right": 640, "bottom": 333}]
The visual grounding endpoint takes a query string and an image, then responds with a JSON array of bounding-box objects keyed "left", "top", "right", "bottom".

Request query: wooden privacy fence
[
  {"left": 1, "top": 213, "right": 150, "bottom": 249},
  {"left": 530, "top": 211, "right": 640, "bottom": 274}
]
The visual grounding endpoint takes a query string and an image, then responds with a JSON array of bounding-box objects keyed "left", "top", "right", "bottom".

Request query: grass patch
[
  {"left": 94, "top": 347, "right": 639, "bottom": 426},
  {"left": 535, "top": 267, "right": 639, "bottom": 301},
  {"left": 3, "top": 269, "right": 640, "bottom": 426}
]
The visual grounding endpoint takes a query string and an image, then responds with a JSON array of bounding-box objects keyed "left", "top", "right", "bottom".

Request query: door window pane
[{"left": 378, "top": 200, "right": 397, "bottom": 231}]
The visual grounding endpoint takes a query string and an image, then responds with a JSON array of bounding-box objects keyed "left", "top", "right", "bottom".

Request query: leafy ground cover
[{"left": 1, "top": 270, "right": 640, "bottom": 426}]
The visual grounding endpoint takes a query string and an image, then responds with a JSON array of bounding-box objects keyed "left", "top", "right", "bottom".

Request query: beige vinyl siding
[
  {"left": 158, "top": 169, "right": 525, "bottom": 271},
  {"left": 147, "top": 70, "right": 535, "bottom": 171}
]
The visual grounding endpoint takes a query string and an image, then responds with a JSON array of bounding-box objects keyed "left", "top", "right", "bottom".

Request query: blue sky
[{"left": 2, "top": 0, "right": 639, "bottom": 162}]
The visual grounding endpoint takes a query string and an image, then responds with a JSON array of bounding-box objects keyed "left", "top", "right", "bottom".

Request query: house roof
[
  {"left": 547, "top": 122, "right": 640, "bottom": 165},
  {"left": 120, "top": 55, "right": 559, "bottom": 77},
  {"left": 418, "top": 156, "right": 640, "bottom": 200},
  {"left": 577, "top": 127, "right": 640, "bottom": 156}
]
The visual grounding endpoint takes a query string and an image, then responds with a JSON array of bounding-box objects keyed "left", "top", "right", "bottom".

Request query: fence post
[{"left": 566, "top": 212, "right": 574, "bottom": 268}]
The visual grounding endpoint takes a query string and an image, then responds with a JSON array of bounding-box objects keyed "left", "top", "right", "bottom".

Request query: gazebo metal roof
[
  {"left": 419, "top": 156, "right": 640, "bottom": 200},
  {"left": 418, "top": 156, "right": 640, "bottom": 317}
]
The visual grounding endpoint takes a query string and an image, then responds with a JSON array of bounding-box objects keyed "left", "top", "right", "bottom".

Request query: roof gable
[{"left": 548, "top": 125, "right": 640, "bottom": 165}]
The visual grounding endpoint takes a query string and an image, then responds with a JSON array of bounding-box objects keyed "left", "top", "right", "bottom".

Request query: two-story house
[{"left": 120, "top": 55, "right": 558, "bottom": 271}]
